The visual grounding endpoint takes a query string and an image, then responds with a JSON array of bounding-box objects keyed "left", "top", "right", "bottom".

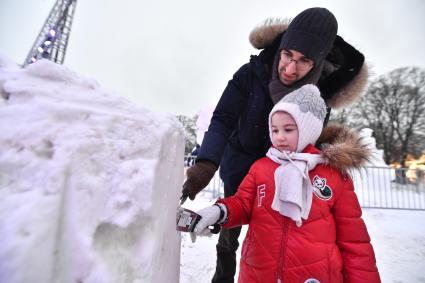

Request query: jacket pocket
[{"left": 327, "top": 245, "right": 343, "bottom": 282}]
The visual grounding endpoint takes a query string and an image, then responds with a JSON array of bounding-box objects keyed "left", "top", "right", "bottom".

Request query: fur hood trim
[
  {"left": 325, "top": 63, "right": 369, "bottom": 109},
  {"left": 249, "top": 18, "right": 369, "bottom": 110},
  {"left": 317, "top": 123, "right": 371, "bottom": 172},
  {"left": 249, "top": 18, "right": 290, "bottom": 50}
]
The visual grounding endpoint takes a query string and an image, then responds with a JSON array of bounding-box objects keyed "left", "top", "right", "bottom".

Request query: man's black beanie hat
[{"left": 280, "top": 7, "right": 338, "bottom": 64}]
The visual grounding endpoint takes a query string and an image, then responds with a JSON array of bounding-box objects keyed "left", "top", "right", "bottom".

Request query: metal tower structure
[{"left": 23, "top": 0, "right": 77, "bottom": 67}]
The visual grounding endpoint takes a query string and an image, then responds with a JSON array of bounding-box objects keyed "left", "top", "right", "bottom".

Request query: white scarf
[{"left": 266, "top": 147, "right": 325, "bottom": 227}]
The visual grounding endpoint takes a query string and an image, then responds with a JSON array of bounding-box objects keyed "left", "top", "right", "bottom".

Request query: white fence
[
  {"left": 184, "top": 156, "right": 425, "bottom": 210},
  {"left": 353, "top": 167, "right": 425, "bottom": 210}
]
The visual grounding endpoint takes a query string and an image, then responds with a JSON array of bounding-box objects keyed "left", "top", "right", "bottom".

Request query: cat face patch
[{"left": 312, "top": 175, "right": 332, "bottom": 200}]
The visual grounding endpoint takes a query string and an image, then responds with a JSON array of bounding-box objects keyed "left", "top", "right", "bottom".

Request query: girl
[{"left": 193, "top": 84, "right": 381, "bottom": 283}]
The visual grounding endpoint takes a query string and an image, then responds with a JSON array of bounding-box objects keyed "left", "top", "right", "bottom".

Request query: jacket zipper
[{"left": 277, "top": 217, "right": 290, "bottom": 283}]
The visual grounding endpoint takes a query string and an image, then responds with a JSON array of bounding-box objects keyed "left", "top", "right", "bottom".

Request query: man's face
[{"left": 277, "top": 49, "right": 314, "bottom": 86}]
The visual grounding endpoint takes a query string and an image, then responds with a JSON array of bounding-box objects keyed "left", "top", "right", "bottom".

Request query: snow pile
[{"left": 0, "top": 57, "right": 184, "bottom": 283}]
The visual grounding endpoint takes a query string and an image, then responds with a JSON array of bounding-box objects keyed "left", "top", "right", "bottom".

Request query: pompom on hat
[
  {"left": 280, "top": 7, "right": 338, "bottom": 65},
  {"left": 269, "top": 84, "right": 327, "bottom": 152}
]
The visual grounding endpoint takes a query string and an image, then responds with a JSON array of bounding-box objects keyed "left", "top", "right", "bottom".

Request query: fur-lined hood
[
  {"left": 249, "top": 18, "right": 369, "bottom": 110},
  {"left": 317, "top": 123, "right": 371, "bottom": 172}
]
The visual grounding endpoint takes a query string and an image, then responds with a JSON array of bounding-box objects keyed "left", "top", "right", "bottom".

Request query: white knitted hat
[{"left": 269, "top": 84, "right": 327, "bottom": 152}]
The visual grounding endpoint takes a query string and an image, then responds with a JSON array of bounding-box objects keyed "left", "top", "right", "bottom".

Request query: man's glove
[{"left": 182, "top": 160, "right": 217, "bottom": 200}]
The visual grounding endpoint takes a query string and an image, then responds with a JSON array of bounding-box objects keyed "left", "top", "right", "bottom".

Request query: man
[{"left": 182, "top": 7, "right": 368, "bottom": 283}]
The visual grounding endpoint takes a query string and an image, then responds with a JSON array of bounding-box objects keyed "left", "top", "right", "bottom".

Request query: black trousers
[
  {"left": 211, "top": 226, "right": 242, "bottom": 283},
  {"left": 212, "top": 183, "right": 243, "bottom": 283}
]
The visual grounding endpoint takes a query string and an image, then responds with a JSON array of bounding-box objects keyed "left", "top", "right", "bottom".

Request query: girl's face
[{"left": 271, "top": 111, "right": 299, "bottom": 152}]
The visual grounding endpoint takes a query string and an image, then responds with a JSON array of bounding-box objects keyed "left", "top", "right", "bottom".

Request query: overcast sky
[{"left": 1, "top": 0, "right": 425, "bottom": 116}]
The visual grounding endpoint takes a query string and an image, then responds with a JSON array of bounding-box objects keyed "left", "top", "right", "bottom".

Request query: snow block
[
  {"left": 351, "top": 128, "right": 392, "bottom": 207},
  {"left": 0, "top": 58, "right": 184, "bottom": 283}
]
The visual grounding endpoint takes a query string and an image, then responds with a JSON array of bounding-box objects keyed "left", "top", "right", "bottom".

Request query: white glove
[{"left": 194, "top": 204, "right": 224, "bottom": 236}]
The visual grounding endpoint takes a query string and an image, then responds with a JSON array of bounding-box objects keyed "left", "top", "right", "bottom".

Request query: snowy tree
[
  {"left": 346, "top": 67, "right": 425, "bottom": 167},
  {"left": 329, "top": 108, "right": 354, "bottom": 125},
  {"left": 176, "top": 114, "right": 198, "bottom": 154}
]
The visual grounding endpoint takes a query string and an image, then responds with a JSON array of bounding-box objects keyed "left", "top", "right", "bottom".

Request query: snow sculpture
[
  {"left": 0, "top": 57, "right": 184, "bottom": 283},
  {"left": 359, "top": 128, "right": 387, "bottom": 167},
  {"left": 352, "top": 128, "right": 392, "bottom": 207}
]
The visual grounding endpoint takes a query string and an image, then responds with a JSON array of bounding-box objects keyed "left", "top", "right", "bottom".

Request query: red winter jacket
[{"left": 218, "top": 144, "right": 381, "bottom": 283}]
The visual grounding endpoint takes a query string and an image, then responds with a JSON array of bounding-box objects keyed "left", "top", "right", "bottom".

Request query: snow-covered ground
[{"left": 180, "top": 192, "right": 425, "bottom": 283}]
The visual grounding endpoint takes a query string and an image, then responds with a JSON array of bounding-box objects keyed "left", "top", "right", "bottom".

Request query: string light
[
  {"left": 27, "top": 26, "right": 57, "bottom": 64},
  {"left": 23, "top": 0, "right": 77, "bottom": 67}
]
